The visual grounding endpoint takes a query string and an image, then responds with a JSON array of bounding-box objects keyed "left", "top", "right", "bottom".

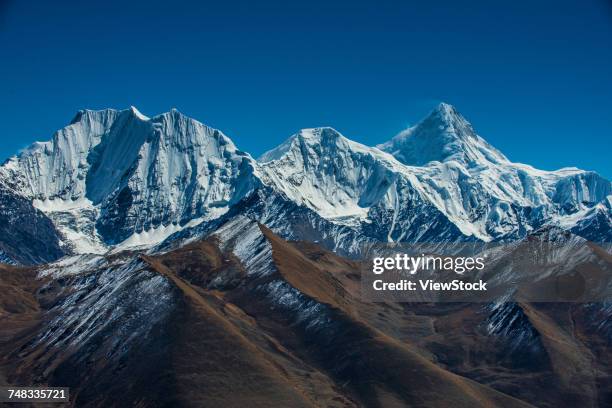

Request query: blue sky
[{"left": 1, "top": 0, "right": 610, "bottom": 177}]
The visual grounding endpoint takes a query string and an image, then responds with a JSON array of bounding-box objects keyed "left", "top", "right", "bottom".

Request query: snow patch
[
  {"left": 115, "top": 217, "right": 207, "bottom": 251},
  {"left": 33, "top": 197, "right": 94, "bottom": 212},
  {"left": 39, "top": 253, "right": 108, "bottom": 278}
]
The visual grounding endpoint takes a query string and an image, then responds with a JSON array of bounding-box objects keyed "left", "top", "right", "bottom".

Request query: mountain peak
[
  {"left": 152, "top": 107, "right": 203, "bottom": 126},
  {"left": 258, "top": 127, "right": 343, "bottom": 163},
  {"left": 433, "top": 101, "right": 457, "bottom": 115},
  {"left": 129, "top": 106, "right": 149, "bottom": 120},
  {"left": 378, "top": 103, "right": 507, "bottom": 167},
  {"left": 426, "top": 102, "right": 467, "bottom": 131},
  {"left": 69, "top": 108, "right": 121, "bottom": 126},
  {"left": 298, "top": 127, "right": 344, "bottom": 144}
]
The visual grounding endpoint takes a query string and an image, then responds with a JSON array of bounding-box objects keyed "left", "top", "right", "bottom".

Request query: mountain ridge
[{"left": 0, "top": 103, "right": 609, "bottom": 261}]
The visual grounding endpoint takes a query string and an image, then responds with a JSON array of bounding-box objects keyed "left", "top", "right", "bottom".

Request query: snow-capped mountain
[
  {"left": 1, "top": 107, "right": 259, "bottom": 252},
  {"left": 377, "top": 103, "right": 611, "bottom": 241},
  {"left": 0, "top": 103, "right": 609, "bottom": 260},
  {"left": 257, "top": 127, "right": 469, "bottom": 246},
  {"left": 254, "top": 107, "right": 610, "bottom": 249}
]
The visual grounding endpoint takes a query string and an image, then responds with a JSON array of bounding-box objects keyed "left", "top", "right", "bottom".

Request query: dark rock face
[
  {"left": 571, "top": 204, "right": 612, "bottom": 243},
  {"left": 160, "top": 185, "right": 471, "bottom": 260},
  {"left": 96, "top": 185, "right": 135, "bottom": 245},
  {"left": 364, "top": 177, "right": 469, "bottom": 244},
  {"left": 0, "top": 183, "right": 65, "bottom": 265},
  {"left": 483, "top": 301, "right": 548, "bottom": 367},
  {"left": 233, "top": 187, "right": 368, "bottom": 256}
]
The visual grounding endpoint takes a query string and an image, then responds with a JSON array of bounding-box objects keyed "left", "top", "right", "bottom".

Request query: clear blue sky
[{"left": 1, "top": 0, "right": 610, "bottom": 177}]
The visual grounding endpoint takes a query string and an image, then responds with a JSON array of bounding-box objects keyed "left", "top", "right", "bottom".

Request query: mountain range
[
  {"left": 0, "top": 103, "right": 609, "bottom": 264},
  {"left": 0, "top": 103, "right": 610, "bottom": 407}
]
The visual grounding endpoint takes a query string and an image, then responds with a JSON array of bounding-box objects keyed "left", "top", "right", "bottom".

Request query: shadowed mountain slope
[{"left": 2, "top": 218, "right": 609, "bottom": 407}]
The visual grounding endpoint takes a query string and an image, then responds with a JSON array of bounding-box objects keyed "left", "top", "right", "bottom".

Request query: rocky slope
[
  {"left": 0, "top": 179, "right": 64, "bottom": 264},
  {"left": 1, "top": 218, "right": 609, "bottom": 407}
]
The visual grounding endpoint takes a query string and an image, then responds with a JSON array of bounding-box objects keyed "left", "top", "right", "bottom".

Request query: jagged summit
[
  {"left": 156, "top": 107, "right": 188, "bottom": 120},
  {"left": 431, "top": 101, "right": 459, "bottom": 119},
  {"left": 258, "top": 127, "right": 382, "bottom": 164},
  {"left": 69, "top": 107, "right": 121, "bottom": 125},
  {"left": 68, "top": 106, "right": 193, "bottom": 128},
  {"left": 129, "top": 105, "right": 149, "bottom": 120}
]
